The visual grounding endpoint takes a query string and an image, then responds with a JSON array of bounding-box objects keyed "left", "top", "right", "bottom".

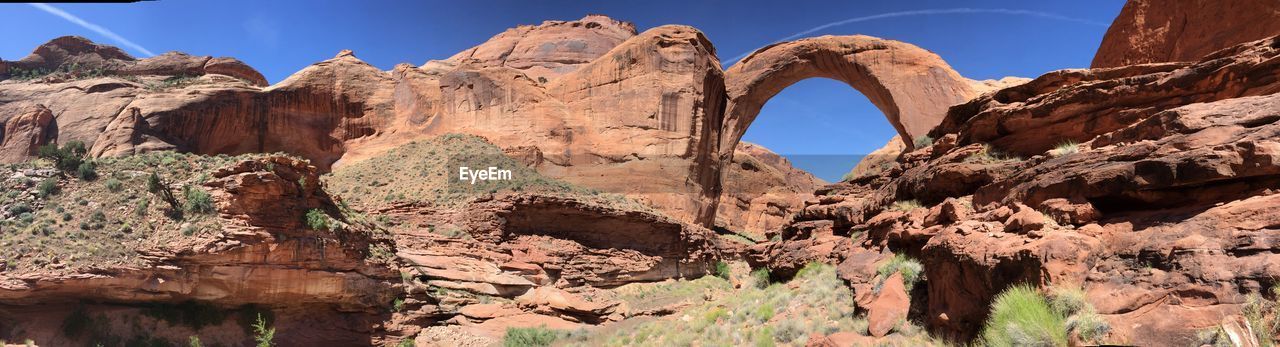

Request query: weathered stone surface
[
  {"left": 867, "top": 272, "right": 910, "bottom": 337},
  {"left": 0, "top": 104, "right": 53, "bottom": 162},
  {"left": 1092, "top": 0, "right": 1280, "bottom": 68},
  {"left": 716, "top": 142, "right": 822, "bottom": 237},
  {"left": 444, "top": 15, "right": 637, "bottom": 83}
]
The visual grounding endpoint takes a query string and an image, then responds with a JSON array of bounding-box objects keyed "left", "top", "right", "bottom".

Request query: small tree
[
  {"left": 37, "top": 141, "right": 87, "bottom": 174},
  {"left": 183, "top": 185, "right": 214, "bottom": 214},
  {"left": 252, "top": 313, "right": 275, "bottom": 347},
  {"left": 76, "top": 161, "right": 98, "bottom": 180},
  {"left": 147, "top": 172, "right": 182, "bottom": 214},
  {"left": 305, "top": 209, "right": 330, "bottom": 231}
]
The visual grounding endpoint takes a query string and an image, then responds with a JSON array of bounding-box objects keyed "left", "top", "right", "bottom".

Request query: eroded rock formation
[
  {"left": 1092, "top": 0, "right": 1280, "bottom": 68},
  {"left": 758, "top": 34, "right": 1280, "bottom": 345}
]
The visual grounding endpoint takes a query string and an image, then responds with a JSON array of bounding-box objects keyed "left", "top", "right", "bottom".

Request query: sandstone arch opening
[
  {"left": 739, "top": 77, "right": 900, "bottom": 182},
  {"left": 718, "top": 35, "right": 980, "bottom": 164}
]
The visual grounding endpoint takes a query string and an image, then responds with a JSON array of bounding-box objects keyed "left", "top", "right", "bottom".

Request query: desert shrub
[
  {"left": 1048, "top": 286, "right": 1088, "bottom": 316},
  {"left": 7, "top": 202, "right": 33, "bottom": 215},
  {"left": 750, "top": 268, "right": 772, "bottom": 289},
  {"left": 188, "top": 336, "right": 203, "bottom": 347},
  {"left": 37, "top": 141, "right": 86, "bottom": 173},
  {"left": 396, "top": 337, "right": 415, "bottom": 347},
  {"left": 253, "top": 313, "right": 275, "bottom": 347},
  {"left": 1067, "top": 311, "right": 1111, "bottom": 344},
  {"left": 104, "top": 178, "right": 123, "bottom": 192},
  {"left": 774, "top": 319, "right": 804, "bottom": 343},
  {"left": 713, "top": 260, "right": 732, "bottom": 280},
  {"left": 36, "top": 178, "right": 59, "bottom": 198},
  {"left": 877, "top": 254, "right": 925, "bottom": 291},
  {"left": 913, "top": 135, "right": 934, "bottom": 148},
  {"left": 965, "top": 144, "right": 1022, "bottom": 164},
  {"left": 183, "top": 186, "right": 214, "bottom": 214},
  {"left": 981, "top": 284, "right": 1068, "bottom": 347},
  {"left": 1051, "top": 141, "right": 1079, "bottom": 157},
  {"left": 305, "top": 208, "right": 330, "bottom": 231},
  {"left": 237, "top": 304, "right": 275, "bottom": 335},
  {"left": 76, "top": 161, "right": 98, "bottom": 180},
  {"left": 392, "top": 298, "right": 405, "bottom": 312},
  {"left": 1242, "top": 287, "right": 1280, "bottom": 346},
  {"left": 505, "top": 326, "right": 562, "bottom": 347},
  {"left": 889, "top": 199, "right": 923, "bottom": 212}
]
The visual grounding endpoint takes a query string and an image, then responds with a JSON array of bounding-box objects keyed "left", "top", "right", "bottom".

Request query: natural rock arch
[{"left": 719, "top": 35, "right": 979, "bottom": 162}]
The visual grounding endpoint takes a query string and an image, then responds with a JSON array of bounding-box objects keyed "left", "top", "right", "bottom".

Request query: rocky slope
[
  {"left": 716, "top": 142, "right": 823, "bottom": 240},
  {"left": 757, "top": 34, "right": 1280, "bottom": 345},
  {"left": 3, "top": 3, "right": 1280, "bottom": 346},
  {"left": 0, "top": 153, "right": 398, "bottom": 345},
  {"left": 1, "top": 15, "right": 985, "bottom": 231}
]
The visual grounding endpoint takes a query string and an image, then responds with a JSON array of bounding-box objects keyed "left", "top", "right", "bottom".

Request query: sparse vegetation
[
  {"left": 714, "top": 260, "right": 732, "bottom": 280},
  {"left": 913, "top": 135, "right": 934, "bottom": 148},
  {"left": 36, "top": 178, "right": 59, "bottom": 198},
  {"left": 183, "top": 185, "right": 214, "bottom": 214},
  {"left": 965, "top": 144, "right": 1023, "bottom": 164},
  {"left": 576, "top": 262, "right": 940, "bottom": 346},
  {"left": 305, "top": 208, "right": 331, "bottom": 231},
  {"left": 1051, "top": 141, "right": 1080, "bottom": 157},
  {"left": 876, "top": 254, "right": 924, "bottom": 291},
  {"left": 104, "top": 177, "right": 123, "bottom": 192},
  {"left": 505, "top": 326, "right": 565, "bottom": 347},
  {"left": 323, "top": 134, "right": 655, "bottom": 213},
  {"left": 982, "top": 284, "right": 1110, "bottom": 346},
  {"left": 146, "top": 75, "right": 202, "bottom": 91},
  {"left": 889, "top": 199, "right": 924, "bottom": 212},
  {"left": 1241, "top": 286, "right": 1280, "bottom": 346},
  {"left": 0, "top": 151, "right": 257, "bottom": 273},
  {"left": 750, "top": 268, "right": 772, "bottom": 289},
  {"left": 37, "top": 141, "right": 87, "bottom": 174}
]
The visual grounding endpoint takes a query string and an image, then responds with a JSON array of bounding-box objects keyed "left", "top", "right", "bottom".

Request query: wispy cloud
[
  {"left": 727, "top": 8, "right": 1109, "bottom": 65},
  {"left": 29, "top": 3, "right": 156, "bottom": 57}
]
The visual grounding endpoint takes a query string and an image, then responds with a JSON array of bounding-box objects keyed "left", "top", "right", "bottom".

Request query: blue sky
[{"left": 0, "top": 1, "right": 1125, "bottom": 181}]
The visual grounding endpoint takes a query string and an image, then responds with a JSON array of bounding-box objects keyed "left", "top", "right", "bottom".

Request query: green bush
[
  {"left": 7, "top": 202, "right": 33, "bottom": 215},
  {"left": 305, "top": 208, "right": 331, "bottom": 231},
  {"left": 76, "top": 161, "right": 98, "bottom": 180},
  {"left": 183, "top": 186, "right": 214, "bottom": 214},
  {"left": 877, "top": 254, "right": 924, "bottom": 291},
  {"left": 981, "top": 284, "right": 1068, "bottom": 347},
  {"left": 504, "top": 326, "right": 562, "bottom": 347},
  {"left": 37, "top": 141, "right": 86, "bottom": 173},
  {"left": 750, "top": 268, "right": 772, "bottom": 289},
  {"left": 913, "top": 135, "right": 934, "bottom": 148},
  {"left": 37, "top": 178, "right": 59, "bottom": 198},
  {"left": 1067, "top": 311, "right": 1111, "bottom": 344},
  {"left": 713, "top": 260, "right": 732, "bottom": 280},
  {"left": 1048, "top": 286, "right": 1088, "bottom": 316},
  {"left": 104, "top": 178, "right": 123, "bottom": 192}
]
